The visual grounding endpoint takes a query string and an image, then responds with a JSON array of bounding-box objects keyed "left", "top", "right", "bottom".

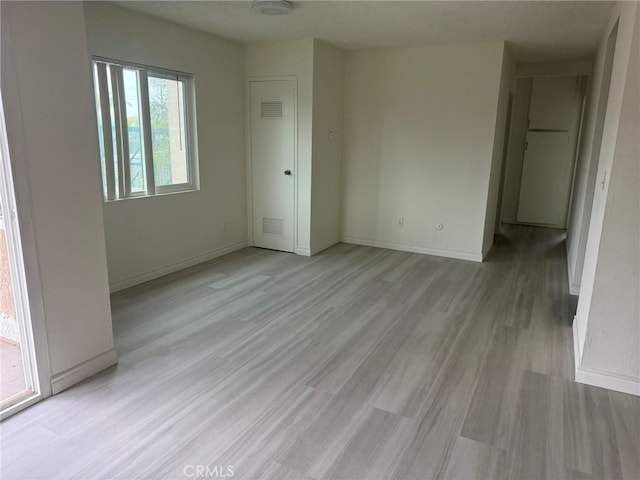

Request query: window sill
[{"left": 103, "top": 186, "right": 199, "bottom": 203}]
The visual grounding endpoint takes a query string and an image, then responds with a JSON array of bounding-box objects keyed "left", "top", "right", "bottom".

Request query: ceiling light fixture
[{"left": 252, "top": 0, "right": 294, "bottom": 15}]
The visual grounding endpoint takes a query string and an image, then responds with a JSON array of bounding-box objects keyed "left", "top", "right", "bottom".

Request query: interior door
[
  {"left": 517, "top": 131, "right": 574, "bottom": 227},
  {"left": 250, "top": 80, "right": 296, "bottom": 252},
  {"left": 528, "top": 76, "right": 581, "bottom": 130}
]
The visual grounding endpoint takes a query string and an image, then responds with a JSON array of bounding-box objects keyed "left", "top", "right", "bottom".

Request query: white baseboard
[
  {"left": 295, "top": 247, "right": 311, "bottom": 257},
  {"left": 575, "top": 366, "right": 640, "bottom": 396},
  {"left": 569, "top": 283, "right": 580, "bottom": 296},
  {"left": 340, "top": 236, "right": 483, "bottom": 262},
  {"left": 572, "top": 317, "right": 582, "bottom": 370},
  {"left": 50, "top": 349, "right": 117, "bottom": 395},
  {"left": 311, "top": 238, "right": 339, "bottom": 256},
  {"left": 109, "top": 240, "right": 248, "bottom": 292},
  {"left": 566, "top": 257, "right": 580, "bottom": 295},
  {"left": 572, "top": 320, "right": 639, "bottom": 396}
]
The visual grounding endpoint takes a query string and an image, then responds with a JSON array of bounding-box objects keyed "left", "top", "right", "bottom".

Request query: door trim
[
  {"left": 246, "top": 76, "right": 298, "bottom": 253},
  {"left": 0, "top": 90, "right": 51, "bottom": 419}
]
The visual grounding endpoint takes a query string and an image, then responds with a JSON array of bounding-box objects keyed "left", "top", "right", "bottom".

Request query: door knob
[{"left": 284, "top": 170, "right": 292, "bottom": 176}]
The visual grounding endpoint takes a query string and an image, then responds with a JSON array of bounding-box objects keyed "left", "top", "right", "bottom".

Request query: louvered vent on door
[
  {"left": 263, "top": 218, "right": 284, "bottom": 236},
  {"left": 261, "top": 100, "right": 284, "bottom": 120}
]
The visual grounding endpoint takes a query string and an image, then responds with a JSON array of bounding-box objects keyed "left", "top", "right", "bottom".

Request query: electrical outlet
[{"left": 397, "top": 217, "right": 404, "bottom": 228}]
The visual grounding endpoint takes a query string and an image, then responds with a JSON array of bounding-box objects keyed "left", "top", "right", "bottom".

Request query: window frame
[{"left": 92, "top": 56, "right": 199, "bottom": 201}]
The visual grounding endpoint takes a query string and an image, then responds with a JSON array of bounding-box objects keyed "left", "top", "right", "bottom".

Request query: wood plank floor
[{"left": 1, "top": 225, "right": 638, "bottom": 479}]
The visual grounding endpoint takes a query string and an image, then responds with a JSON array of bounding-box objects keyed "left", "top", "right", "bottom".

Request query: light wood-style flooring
[{"left": 1, "top": 226, "right": 639, "bottom": 479}]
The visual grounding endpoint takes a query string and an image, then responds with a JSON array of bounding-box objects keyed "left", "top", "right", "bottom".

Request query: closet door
[
  {"left": 528, "top": 76, "right": 581, "bottom": 130},
  {"left": 250, "top": 79, "right": 296, "bottom": 252},
  {"left": 518, "top": 131, "right": 574, "bottom": 226}
]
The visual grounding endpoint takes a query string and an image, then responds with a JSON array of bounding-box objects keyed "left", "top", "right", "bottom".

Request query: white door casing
[{"left": 0, "top": 92, "right": 47, "bottom": 419}]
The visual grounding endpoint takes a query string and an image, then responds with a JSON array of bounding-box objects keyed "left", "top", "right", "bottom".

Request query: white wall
[
  {"left": 482, "top": 45, "right": 516, "bottom": 254},
  {"left": 566, "top": 17, "right": 618, "bottom": 296},
  {"left": 84, "top": 2, "right": 247, "bottom": 290},
  {"left": 574, "top": 2, "right": 639, "bottom": 393},
  {"left": 311, "top": 40, "right": 345, "bottom": 255},
  {"left": 341, "top": 42, "right": 506, "bottom": 261},
  {"left": 583, "top": 32, "right": 639, "bottom": 379},
  {"left": 1, "top": 1, "right": 115, "bottom": 391},
  {"left": 244, "top": 39, "right": 314, "bottom": 255}
]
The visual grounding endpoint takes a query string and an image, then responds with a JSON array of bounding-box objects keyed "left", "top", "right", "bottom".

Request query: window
[{"left": 92, "top": 58, "right": 198, "bottom": 200}]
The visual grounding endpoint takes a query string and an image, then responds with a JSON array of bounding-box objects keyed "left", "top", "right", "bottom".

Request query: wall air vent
[
  {"left": 261, "top": 100, "right": 284, "bottom": 120},
  {"left": 262, "top": 218, "right": 284, "bottom": 235}
]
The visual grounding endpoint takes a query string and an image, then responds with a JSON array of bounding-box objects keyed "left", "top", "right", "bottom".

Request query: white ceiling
[{"left": 114, "top": 0, "right": 614, "bottom": 62}]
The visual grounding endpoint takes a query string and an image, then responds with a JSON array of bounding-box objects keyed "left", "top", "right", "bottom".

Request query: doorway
[
  {"left": 495, "top": 92, "right": 514, "bottom": 234},
  {"left": 0, "top": 94, "right": 42, "bottom": 418},
  {"left": 249, "top": 79, "right": 297, "bottom": 252},
  {"left": 501, "top": 75, "right": 586, "bottom": 229},
  {"left": 517, "top": 76, "right": 584, "bottom": 228}
]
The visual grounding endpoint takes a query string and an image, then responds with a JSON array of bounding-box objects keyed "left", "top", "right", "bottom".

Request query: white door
[
  {"left": 528, "top": 77, "right": 581, "bottom": 131},
  {"left": 517, "top": 131, "right": 574, "bottom": 227},
  {"left": 250, "top": 80, "right": 296, "bottom": 252}
]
